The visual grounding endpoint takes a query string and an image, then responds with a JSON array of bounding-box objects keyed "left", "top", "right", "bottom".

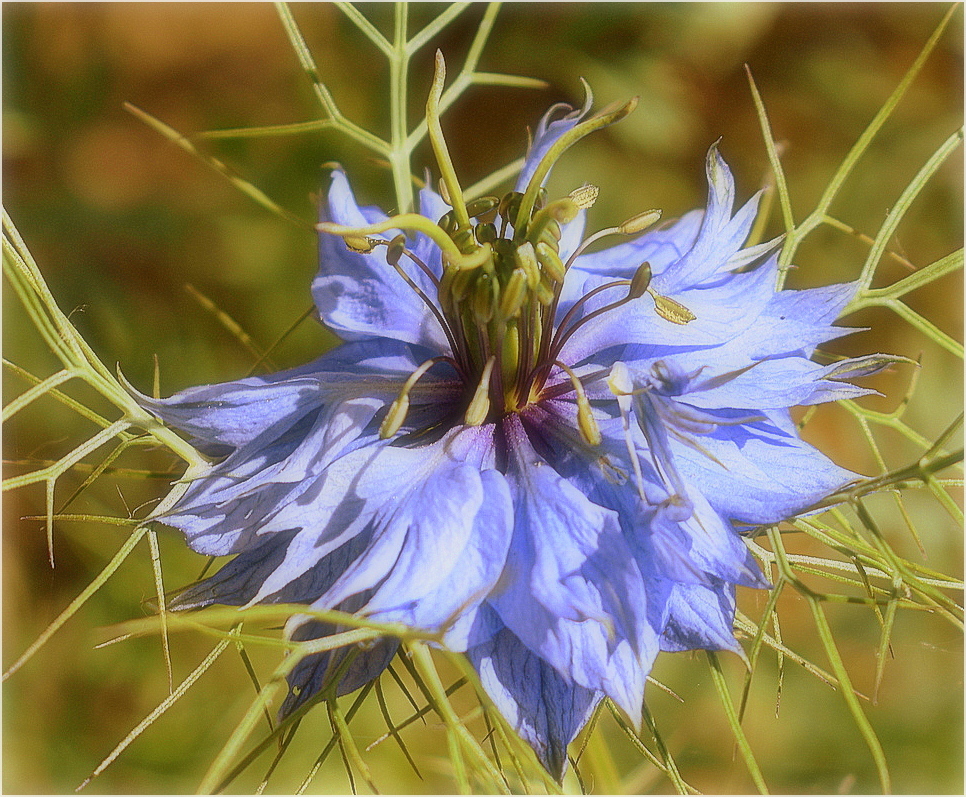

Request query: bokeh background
[{"left": 3, "top": 3, "right": 962, "bottom": 793}]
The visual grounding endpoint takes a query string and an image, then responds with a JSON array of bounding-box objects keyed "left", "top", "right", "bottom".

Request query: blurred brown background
[{"left": 3, "top": 3, "right": 962, "bottom": 793}]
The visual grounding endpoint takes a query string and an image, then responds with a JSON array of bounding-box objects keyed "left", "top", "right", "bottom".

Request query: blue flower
[{"left": 134, "top": 86, "right": 892, "bottom": 779}]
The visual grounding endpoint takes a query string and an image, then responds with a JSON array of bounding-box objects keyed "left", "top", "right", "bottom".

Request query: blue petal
[
  {"left": 654, "top": 147, "right": 761, "bottom": 291},
  {"left": 565, "top": 210, "right": 703, "bottom": 280},
  {"left": 670, "top": 421, "right": 858, "bottom": 523},
  {"left": 247, "top": 426, "right": 498, "bottom": 607},
  {"left": 467, "top": 614, "right": 600, "bottom": 781},
  {"left": 279, "top": 617, "right": 398, "bottom": 718},
  {"left": 314, "top": 171, "right": 449, "bottom": 350},
  {"left": 515, "top": 90, "right": 593, "bottom": 192},
  {"left": 645, "top": 487, "right": 769, "bottom": 589},
  {"left": 129, "top": 359, "right": 328, "bottom": 454},
  {"left": 370, "top": 469, "right": 514, "bottom": 651},
  {"left": 659, "top": 579, "right": 744, "bottom": 655},
  {"left": 679, "top": 356, "right": 877, "bottom": 410},
  {"left": 558, "top": 245, "right": 779, "bottom": 366},
  {"left": 489, "top": 418, "right": 656, "bottom": 719},
  {"left": 158, "top": 417, "right": 325, "bottom": 555},
  {"left": 169, "top": 530, "right": 300, "bottom": 609}
]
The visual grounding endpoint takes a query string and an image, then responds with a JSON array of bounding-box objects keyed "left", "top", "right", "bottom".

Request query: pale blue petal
[
  {"left": 280, "top": 617, "right": 398, "bottom": 718},
  {"left": 675, "top": 356, "right": 876, "bottom": 411},
  {"left": 130, "top": 361, "right": 327, "bottom": 453},
  {"left": 566, "top": 210, "right": 703, "bottom": 279},
  {"left": 371, "top": 470, "right": 514, "bottom": 651},
  {"left": 489, "top": 418, "right": 656, "bottom": 717},
  {"left": 169, "top": 530, "right": 300, "bottom": 609},
  {"left": 468, "top": 617, "right": 600, "bottom": 781},
  {"left": 659, "top": 580, "right": 744, "bottom": 655},
  {"left": 515, "top": 92, "right": 593, "bottom": 192},
  {"left": 250, "top": 426, "right": 497, "bottom": 606},
  {"left": 559, "top": 257, "right": 777, "bottom": 366},
  {"left": 670, "top": 424, "right": 858, "bottom": 523},
  {"left": 314, "top": 171, "right": 448, "bottom": 350}
]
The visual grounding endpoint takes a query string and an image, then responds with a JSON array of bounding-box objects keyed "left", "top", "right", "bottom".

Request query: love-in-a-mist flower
[{"left": 134, "top": 55, "right": 894, "bottom": 778}]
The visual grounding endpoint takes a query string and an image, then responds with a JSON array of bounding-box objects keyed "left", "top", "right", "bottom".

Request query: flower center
[
  {"left": 436, "top": 188, "right": 579, "bottom": 414},
  {"left": 316, "top": 53, "right": 693, "bottom": 443}
]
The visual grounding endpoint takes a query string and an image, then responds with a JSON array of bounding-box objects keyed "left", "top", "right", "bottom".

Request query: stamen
[
  {"left": 437, "top": 177, "right": 452, "bottom": 206},
  {"left": 549, "top": 261, "right": 652, "bottom": 362},
  {"left": 647, "top": 288, "right": 696, "bottom": 324},
  {"left": 535, "top": 241, "right": 566, "bottom": 283},
  {"left": 563, "top": 210, "right": 661, "bottom": 271},
  {"left": 569, "top": 184, "right": 599, "bottom": 210},
  {"left": 514, "top": 241, "right": 540, "bottom": 288},
  {"left": 564, "top": 226, "right": 621, "bottom": 269},
  {"left": 379, "top": 356, "right": 454, "bottom": 438},
  {"left": 618, "top": 209, "right": 662, "bottom": 235},
  {"left": 465, "top": 196, "right": 501, "bottom": 218},
  {"left": 345, "top": 236, "right": 376, "bottom": 253},
  {"left": 399, "top": 244, "right": 440, "bottom": 288},
  {"left": 554, "top": 360, "right": 601, "bottom": 446},
  {"left": 498, "top": 268, "right": 529, "bottom": 319},
  {"left": 378, "top": 236, "right": 459, "bottom": 359},
  {"left": 607, "top": 362, "right": 646, "bottom": 500},
  {"left": 318, "top": 214, "right": 464, "bottom": 264},
  {"left": 526, "top": 198, "right": 579, "bottom": 248},
  {"left": 464, "top": 356, "right": 496, "bottom": 426}
]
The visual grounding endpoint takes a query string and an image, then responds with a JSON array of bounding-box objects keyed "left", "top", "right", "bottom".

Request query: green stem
[{"left": 390, "top": 3, "right": 414, "bottom": 213}]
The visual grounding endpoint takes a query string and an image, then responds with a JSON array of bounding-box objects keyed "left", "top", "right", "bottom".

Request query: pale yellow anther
[
  {"left": 438, "top": 177, "right": 452, "bottom": 206},
  {"left": 514, "top": 241, "right": 541, "bottom": 289},
  {"left": 555, "top": 360, "right": 602, "bottom": 447},
  {"left": 464, "top": 356, "right": 496, "bottom": 426},
  {"left": 471, "top": 273, "right": 498, "bottom": 324},
  {"left": 536, "top": 273, "right": 556, "bottom": 305},
  {"left": 547, "top": 198, "right": 580, "bottom": 225},
  {"left": 499, "top": 269, "right": 529, "bottom": 319},
  {"left": 378, "top": 356, "right": 450, "bottom": 438},
  {"left": 619, "top": 209, "right": 663, "bottom": 235},
  {"left": 385, "top": 234, "right": 407, "bottom": 266},
  {"left": 535, "top": 241, "right": 566, "bottom": 283},
  {"left": 648, "top": 288, "right": 697, "bottom": 324},
  {"left": 569, "top": 184, "right": 600, "bottom": 210},
  {"left": 606, "top": 361, "right": 634, "bottom": 398}
]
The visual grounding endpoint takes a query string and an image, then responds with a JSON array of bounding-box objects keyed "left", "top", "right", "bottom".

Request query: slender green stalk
[
  {"left": 706, "top": 652, "right": 769, "bottom": 794},
  {"left": 806, "top": 597, "right": 892, "bottom": 793}
]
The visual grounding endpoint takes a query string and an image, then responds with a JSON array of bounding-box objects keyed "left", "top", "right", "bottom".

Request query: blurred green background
[{"left": 3, "top": 3, "right": 962, "bottom": 793}]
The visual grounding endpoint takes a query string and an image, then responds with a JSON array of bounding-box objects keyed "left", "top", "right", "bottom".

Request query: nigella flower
[{"left": 134, "top": 61, "right": 894, "bottom": 778}]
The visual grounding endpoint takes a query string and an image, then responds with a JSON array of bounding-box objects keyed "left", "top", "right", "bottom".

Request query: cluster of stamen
[{"left": 317, "top": 52, "right": 695, "bottom": 445}]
